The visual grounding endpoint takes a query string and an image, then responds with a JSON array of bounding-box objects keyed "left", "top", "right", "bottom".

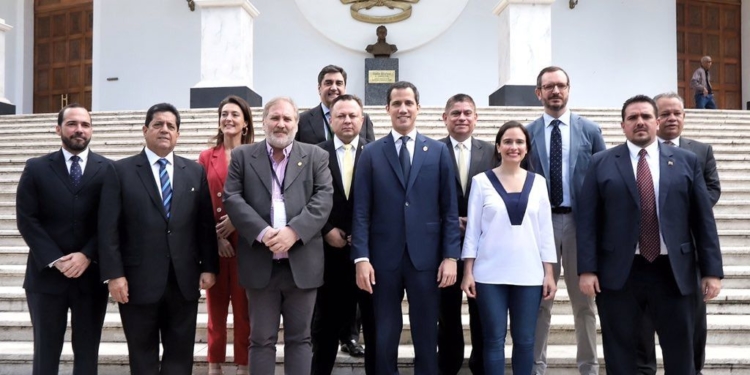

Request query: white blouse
[{"left": 462, "top": 171, "right": 557, "bottom": 286}]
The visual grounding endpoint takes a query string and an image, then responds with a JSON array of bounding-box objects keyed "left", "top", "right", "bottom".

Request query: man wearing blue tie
[{"left": 352, "top": 81, "right": 461, "bottom": 374}]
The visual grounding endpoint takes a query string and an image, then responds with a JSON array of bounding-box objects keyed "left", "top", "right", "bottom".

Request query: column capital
[
  {"left": 193, "top": 0, "right": 259, "bottom": 18},
  {"left": 0, "top": 18, "right": 13, "bottom": 32},
  {"left": 493, "top": 0, "right": 555, "bottom": 16}
]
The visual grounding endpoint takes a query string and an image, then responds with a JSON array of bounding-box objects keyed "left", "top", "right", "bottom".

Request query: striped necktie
[{"left": 157, "top": 158, "right": 173, "bottom": 218}]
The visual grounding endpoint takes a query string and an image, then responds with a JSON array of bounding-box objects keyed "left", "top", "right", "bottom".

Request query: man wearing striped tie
[{"left": 98, "top": 103, "right": 219, "bottom": 374}]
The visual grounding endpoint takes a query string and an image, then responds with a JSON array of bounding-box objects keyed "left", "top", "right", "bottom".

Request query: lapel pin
[
  {"left": 297, "top": 161, "right": 302, "bottom": 166},
  {"left": 423, "top": 146, "right": 428, "bottom": 152},
  {"left": 667, "top": 160, "right": 674, "bottom": 166},
  {"left": 191, "top": 187, "right": 195, "bottom": 191}
]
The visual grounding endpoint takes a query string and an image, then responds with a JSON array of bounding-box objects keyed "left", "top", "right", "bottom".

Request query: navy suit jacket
[
  {"left": 577, "top": 143, "right": 723, "bottom": 296},
  {"left": 351, "top": 132, "right": 461, "bottom": 271},
  {"left": 679, "top": 137, "right": 721, "bottom": 206},
  {"left": 526, "top": 113, "right": 606, "bottom": 218},
  {"left": 296, "top": 103, "right": 376, "bottom": 144}
]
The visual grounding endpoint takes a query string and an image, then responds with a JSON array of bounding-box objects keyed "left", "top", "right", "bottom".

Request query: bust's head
[{"left": 376, "top": 25, "right": 387, "bottom": 40}]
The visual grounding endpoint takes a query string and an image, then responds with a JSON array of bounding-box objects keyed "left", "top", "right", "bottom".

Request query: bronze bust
[{"left": 366, "top": 26, "right": 398, "bottom": 58}]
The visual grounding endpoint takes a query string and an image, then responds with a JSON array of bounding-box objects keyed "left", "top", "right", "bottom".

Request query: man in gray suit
[
  {"left": 636, "top": 91, "right": 721, "bottom": 375},
  {"left": 223, "top": 97, "right": 333, "bottom": 374},
  {"left": 527, "top": 66, "right": 606, "bottom": 375}
]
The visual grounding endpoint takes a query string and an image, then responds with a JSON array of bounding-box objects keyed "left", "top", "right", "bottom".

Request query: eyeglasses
[{"left": 539, "top": 83, "right": 569, "bottom": 92}]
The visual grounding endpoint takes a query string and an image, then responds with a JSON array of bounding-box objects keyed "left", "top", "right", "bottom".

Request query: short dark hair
[
  {"left": 536, "top": 66, "right": 570, "bottom": 89},
  {"left": 145, "top": 103, "right": 181, "bottom": 130},
  {"left": 213, "top": 95, "right": 254, "bottom": 147},
  {"left": 330, "top": 94, "right": 364, "bottom": 112},
  {"left": 443, "top": 93, "right": 476, "bottom": 114},
  {"left": 386, "top": 81, "right": 420, "bottom": 105},
  {"left": 57, "top": 103, "right": 89, "bottom": 126},
  {"left": 317, "top": 65, "right": 347, "bottom": 86},
  {"left": 494, "top": 120, "right": 533, "bottom": 167},
  {"left": 621, "top": 95, "right": 657, "bottom": 122}
]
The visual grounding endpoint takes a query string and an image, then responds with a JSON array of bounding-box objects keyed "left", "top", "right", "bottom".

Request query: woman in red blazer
[{"left": 199, "top": 95, "right": 254, "bottom": 375}]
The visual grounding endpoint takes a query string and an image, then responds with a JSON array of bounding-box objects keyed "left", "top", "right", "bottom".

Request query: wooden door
[
  {"left": 34, "top": 0, "right": 93, "bottom": 113},
  {"left": 676, "top": 0, "right": 742, "bottom": 109}
]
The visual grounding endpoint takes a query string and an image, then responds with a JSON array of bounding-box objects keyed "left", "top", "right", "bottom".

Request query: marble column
[
  {"left": 489, "top": 0, "right": 554, "bottom": 106},
  {"left": 0, "top": 18, "right": 15, "bottom": 115},
  {"left": 191, "top": 0, "right": 262, "bottom": 108}
]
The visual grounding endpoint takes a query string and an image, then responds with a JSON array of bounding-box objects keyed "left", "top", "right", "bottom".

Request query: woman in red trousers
[{"left": 199, "top": 95, "right": 254, "bottom": 375}]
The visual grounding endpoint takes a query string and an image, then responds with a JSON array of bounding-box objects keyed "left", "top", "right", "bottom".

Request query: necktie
[
  {"left": 637, "top": 149, "right": 660, "bottom": 262},
  {"left": 457, "top": 143, "right": 468, "bottom": 194},
  {"left": 324, "top": 111, "right": 333, "bottom": 140},
  {"left": 399, "top": 136, "right": 411, "bottom": 181},
  {"left": 549, "top": 119, "right": 563, "bottom": 207},
  {"left": 157, "top": 158, "right": 173, "bottom": 218},
  {"left": 70, "top": 155, "right": 82, "bottom": 187},
  {"left": 342, "top": 144, "right": 353, "bottom": 199},
  {"left": 664, "top": 140, "right": 676, "bottom": 146}
]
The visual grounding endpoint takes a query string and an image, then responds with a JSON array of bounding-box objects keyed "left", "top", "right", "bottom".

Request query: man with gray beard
[{"left": 224, "top": 97, "right": 333, "bottom": 374}]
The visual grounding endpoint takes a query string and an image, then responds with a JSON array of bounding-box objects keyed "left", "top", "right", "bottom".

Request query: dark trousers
[
  {"left": 118, "top": 268, "right": 199, "bottom": 375},
  {"left": 373, "top": 252, "right": 440, "bottom": 375},
  {"left": 597, "top": 256, "right": 696, "bottom": 375},
  {"left": 438, "top": 261, "right": 484, "bottom": 375},
  {"left": 312, "top": 247, "right": 376, "bottom": 375},
  {"left": 26, "top": 285, "right": 108, "bottom": 375}
]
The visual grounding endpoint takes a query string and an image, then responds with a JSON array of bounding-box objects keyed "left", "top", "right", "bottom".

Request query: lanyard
[{"left": 268, "top": 153, "right": 286, "bottom": 195}]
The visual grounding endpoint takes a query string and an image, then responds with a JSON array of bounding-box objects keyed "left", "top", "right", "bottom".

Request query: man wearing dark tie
[
  {"left": 527, "top": 66, "right": 605, "bottom": 375},
  {"left": 98, "top": 103, "right": 219, "bottom": 374},
  {"left": 17, "top": 104, "right": 111, "bottom": 375},
  {"left": 436, "top": 93, "right": 494, "bottom": 375},
  {"left": 296, "top": 65, "right": 375, "bottom": 144},
  {"left": 577, "top": 95, "right": 723, "bottom": 375},
  {"left": 352, "top": 81, "right": 461, "bottom": 374},
  {"left": 636, "top": 91, "right": 722, "bottom": 375},
  {"left": 223, "top": 97, "right": 333, "bottom": 374},
  {"left": 312, "top": 94, "right": 376, "bottom": 375}
]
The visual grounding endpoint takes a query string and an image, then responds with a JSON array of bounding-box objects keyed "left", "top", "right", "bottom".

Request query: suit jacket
[
  {"left": 680, "top": 137, "right": 721, "bottom": 206},
  {"left": 198, "top": 145, "right": 238, "bottom": 246},
  {"left": 318, "top": 137, "right": 369, "bottom": 237},
  {"left": 690, "top": 67, "right": 711, "bottom": 94},
  {"left": 527, "top": 113, "right": 606, "bottom": 219},
  {"left": 351, "top": 132, "right": 461, "bottom": 271},
  {"left": 223, "top": 141, "right": 333, "bottom": 290},
  {"left": 98, "top": 150, "right": 219, "bottom": 304},
  {"left": 18, "top": 150, "right": 110, "bottom": 294},
  {"left": 438, "top": 136, "right": 496, "bottom": 217},
  {"left": 577, "top": 143, "right": 723, "bottom": 295},
  {"left": 296, "top": 104, "right": 376, "bottom": 144}
]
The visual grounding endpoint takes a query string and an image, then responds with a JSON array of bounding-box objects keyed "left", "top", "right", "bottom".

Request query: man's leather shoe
[{"left": 340, "top": 340, "right": 365, "bottom": 357}]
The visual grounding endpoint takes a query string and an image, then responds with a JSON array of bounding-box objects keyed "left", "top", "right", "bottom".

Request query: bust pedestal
[{"left": 364, "top": 58, "right": 399, "bottom": 106}]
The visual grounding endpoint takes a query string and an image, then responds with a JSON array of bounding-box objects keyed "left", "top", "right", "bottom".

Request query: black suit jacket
[
  {"left": 438, "top": 136, "right": 497, "bottom": 217},
  {"left": 296, "top": 104, "right": 376, "bottom": 144},
  {"left": 98, "top": 150, "right": 219, "bottom": 304},
  {"left": 318, "top": 137, "right": 369, "bottom": 237},
  {"left": 18, "top": 150, "right": 111, "bottom": 294},
  {"left": 679, "top": 137, "right": 721, "bottom": 206}
]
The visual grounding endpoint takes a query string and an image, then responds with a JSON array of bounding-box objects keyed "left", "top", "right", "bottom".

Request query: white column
[
  {"left": 192, "top": 0, "right": 259, "bottom": 89},
  {"left": 0, "top": 18, "right": 14, "bottom": 106},
  {"left": 493, "top": 0, "right": 554, "bottom": 87}
]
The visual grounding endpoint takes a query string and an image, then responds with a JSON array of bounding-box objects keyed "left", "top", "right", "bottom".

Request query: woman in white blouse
[{"left": 461, "top": 121, "right": 557, "bottom": 375}]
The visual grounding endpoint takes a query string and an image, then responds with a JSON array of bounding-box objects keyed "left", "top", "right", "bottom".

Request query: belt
[
  {"left": 551, "top": 206, "right": 572, "bottom": 214},
  {"left": 272, "top": 258, "right": 289, "bottom": 265}
]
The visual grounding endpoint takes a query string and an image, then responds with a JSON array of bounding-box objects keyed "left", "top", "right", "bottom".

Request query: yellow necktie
[
  {"left": 343, "top": 144, "right": 353, "bottom": 198},
  {"left": 457, "top": 143, "right": 468, "bottom": 193}
]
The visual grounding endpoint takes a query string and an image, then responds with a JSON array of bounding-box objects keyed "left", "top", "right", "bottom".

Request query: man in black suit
[
  {"left": 636, "top": 92, "right": 722, "bottom": 375},
  {"left": 436, "top": 94, "right": 494, "bottom": 375},
  {"left": 578, "top": 95, "right": 723, "bottom": 375},
  {"left": 17, "top": 103, "right": 111, "bottom": 375},
  {"left": 311, "top": 94, "right": 376, "bottom": 375},
  {"left": 296, "top": 64, "right": 375, "bottom": 145},
  {"left": 98, "top": 103, "right": 219, "bottom": 374}
]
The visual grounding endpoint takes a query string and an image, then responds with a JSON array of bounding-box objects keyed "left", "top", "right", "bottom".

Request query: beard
[
  {"left": 543, "top": 96, "right": 568, "bottom": 112},
  {"left": 265, "top": 128, "right": 297, "bottom": 149},
  {"left": 61, "top": 134, "right": 90, "bottom": 152}
]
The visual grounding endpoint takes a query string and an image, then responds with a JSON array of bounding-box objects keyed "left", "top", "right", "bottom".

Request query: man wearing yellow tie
[{"left": 312, "top": 94, "right": 376, "bottom": 374}]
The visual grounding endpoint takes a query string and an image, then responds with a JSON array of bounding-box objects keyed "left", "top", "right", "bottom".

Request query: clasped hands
[
  {"left": 262, "top": 226, "right": 298, "bottom": 253},
  {"left": 54, "top": 252, "right": 90, "bottom": 279}
]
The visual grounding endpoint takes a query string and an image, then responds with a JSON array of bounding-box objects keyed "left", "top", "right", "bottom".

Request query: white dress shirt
[
  {"left": 144, "top": 147, "right": 175, "bottom": 199},
  {"left": 462, "top": 172, "right": 557, "bottom": 285},
  {"left": 658, "top": 136, "right": 681, "bottom": 146},
  {"left": 543, "top": 110, "right": 571, "bottom": 207},
  {"left": 449, "top": 136, "right": 472, "bottom": 177},
  {"left": 391, "top": 129, "right": 417, "bottom": 164},
  {"left": 626, "top": 140, "right": 668, "bottom": 255},
  {"left": 61, "top": 148, "right": 90, "bottom": 175}
]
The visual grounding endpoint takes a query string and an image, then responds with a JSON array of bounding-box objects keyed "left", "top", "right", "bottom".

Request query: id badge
[{"left": 272, "top": 198, "right": 287, "bottom": 228}]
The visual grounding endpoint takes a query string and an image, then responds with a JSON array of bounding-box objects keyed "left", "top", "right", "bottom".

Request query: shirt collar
[
  {"left": 449, "top": 136, "right": 472, "bottom": 151},
  {"left": 144, "top": 147, "right": 174, "bottom": 166},
  {"left": 265, "top": 140, "right": 293, "bottom": 159},
  {"left": 321, "top": 102, "right": 331, "bottom": 117},
  {"left": 61, "top": 147, "right": 89, "bottom": 163},
  {"left": 657, "top": 136, "right": 680, "bottom": 146},
  {"left": 626, "top": 140, "right": 660, "bottom": 159},
  {"left": 543, "top": 109, "right": 571, "bottom": 127},
  {"left": 334, "top": 135, "right": 359, "bottom": 151},
  {"left": 391, "top": 128, "right": 418, "bottom": 144}
]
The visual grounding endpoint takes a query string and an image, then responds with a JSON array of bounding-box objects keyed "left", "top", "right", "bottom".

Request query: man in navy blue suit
[
  {"left": 577, "top": 95, "right": 723, "bottom": 375},
  {"left": 352, "top": 81, "right": 461, "bottom": 374}
]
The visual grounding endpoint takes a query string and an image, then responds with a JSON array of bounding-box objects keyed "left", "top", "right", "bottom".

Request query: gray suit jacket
[
  {"left": 223, "top": 140, "right": 333, "bottom": 289},
  {"left": 526, "top": 113, "right": 607, "bottom": 218},
  {"left": 680, "top": 137, "right": 721, "bottom": 206},
  {"left": 295, "top": 103, "right": 376, "bottom": 144}
]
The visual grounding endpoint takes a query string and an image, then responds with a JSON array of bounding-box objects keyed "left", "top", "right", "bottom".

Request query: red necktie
[{"left": 637, "top": 149, "right": 660, "bottom": 262}]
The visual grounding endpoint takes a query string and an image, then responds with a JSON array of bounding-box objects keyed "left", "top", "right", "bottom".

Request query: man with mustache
[
  {"left": 224, "top": 97, "right": 333, "bottom": 374},
  {"left": 526, "top": 66, "right": 605, "bottom": 375},
  {"left": 17, "top": 104, "right": 111, "bottom": 375}
]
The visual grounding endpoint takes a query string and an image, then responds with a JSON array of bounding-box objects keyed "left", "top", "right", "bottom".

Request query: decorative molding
[
  {"left": 341, "top": 0, "right": 419, "bottom": 24},
  {"left": 193, "top": 0, "right": 260, "bottom": 18},
  {"left": 493, "top": 0, "right": 556, "bottom": 15}
]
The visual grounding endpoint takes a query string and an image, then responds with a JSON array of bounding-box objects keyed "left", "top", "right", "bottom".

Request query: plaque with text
[{"left": 368, "top": 70, "right": 397, "bottom": 84}]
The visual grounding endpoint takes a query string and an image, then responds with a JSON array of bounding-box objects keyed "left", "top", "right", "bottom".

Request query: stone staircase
[{"left": 0, "top": 106, "right": 749, "bottom": 374}]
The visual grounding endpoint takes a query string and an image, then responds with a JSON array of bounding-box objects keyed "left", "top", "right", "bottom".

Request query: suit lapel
[
  {"left": 209, "top": 145, "right": 227, "bottom": 186},
  {"left": 48, "top": 150, "right": 76, "bottom": 194},
  {"left": 248, "top": 142, "right": 273, "bottom": 196},
  {"left": 326, "top": 141, "right": 345, "bottom": 195},
  {"left": 468, "top": 137, "right": 487, "bottom": 197},
  {"left": 406, "top": 133, "right": 427, "bottom": 193},
  {"left": 382, "top": 134, "right": 406, "bottom": 188},
  {"left": 613, "top": 144, "right": 640, "bottom": 205},
  {"left": 75, "top": 152, "right": 105, "bottom": 193},
  {"left": 442, "top": 137, "right": 462, "bottom": 193},
  {"left": 351, "top": 137, "right": 367, "bottom": 202},
  {"left": 170, "top": 156, "right": 189, "bottom": 221},
  {"left": 532, "top": 118, "right": 550, "bottom": 179},
  {"left": 568, "top": 114, "right": 581, "bottom": 177},
  {"left": 309, "top": 104, "right": 326, "bottom": 142},
  {"left": 284, "top": 141, "right": 306, "bottom": 191},
  {"left": 135, "top": 150, "right": 169, "bottom": 220},
  {"left": 658, "top": 143, "right": 674, "bottom": 212}
]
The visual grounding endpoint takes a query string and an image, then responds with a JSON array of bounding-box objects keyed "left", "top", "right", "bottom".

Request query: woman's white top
[{"left": 462, "top": 170, "right": 557, "bottom": 286}]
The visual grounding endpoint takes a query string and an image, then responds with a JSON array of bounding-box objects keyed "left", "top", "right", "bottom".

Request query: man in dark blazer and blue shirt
[
  {"left": 98, "top": 103, "right": 219, "bottom": 374},
  {"left": 296, "top": 65, "right": 375, "bottom": 144},
  {"left": 352, "top": 81, "right": 461, "bottom": 375},
  {"left": 578, "top": 95, "right": 723, "bottom": 375},
  {"left": 17, "top": 104, "right": 111, "bottom": 375}
]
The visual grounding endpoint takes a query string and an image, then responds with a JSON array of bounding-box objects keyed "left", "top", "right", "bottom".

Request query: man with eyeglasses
[
  {"left": 636, "top": 91, "right": 721, "bottom": 375},
  {"left": 526, "top": 66, "right": 606, "bottom": 375}
]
